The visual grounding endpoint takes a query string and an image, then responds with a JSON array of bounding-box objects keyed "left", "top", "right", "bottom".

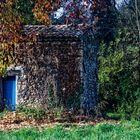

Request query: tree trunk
[{"left": 81, "top": 35, "right": 99, "bottom": 115}]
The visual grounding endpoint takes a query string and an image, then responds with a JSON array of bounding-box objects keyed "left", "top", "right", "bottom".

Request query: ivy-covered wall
[{"left": 17, "top": 39, "right": 82, "bottom": 109}]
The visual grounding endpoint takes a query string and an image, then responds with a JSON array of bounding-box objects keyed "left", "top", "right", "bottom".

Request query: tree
[
  {"left": 0, "top": 0, "right": 23, "bottom": 110},
  {"left": 97, "top": 0, "right": 140, "bottom": 119},
  {"left": 0, "top": 0, "right": 22, "bottom": 75},
  {"left": 12, "top": 0, "right": 38, "bottom": 24}
]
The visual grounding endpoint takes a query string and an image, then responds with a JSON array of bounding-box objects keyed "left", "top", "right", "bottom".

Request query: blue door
[{"left": 3, "top": 76, "right": 16, "bottom": 111}]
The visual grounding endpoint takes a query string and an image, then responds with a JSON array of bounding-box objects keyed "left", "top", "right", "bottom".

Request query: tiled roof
[{"left": 23, "top": 24, "right": 92, "bottom": 39}]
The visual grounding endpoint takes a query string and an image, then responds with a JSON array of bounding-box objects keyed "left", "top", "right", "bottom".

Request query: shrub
[{"left": 98, "top": 31, "right": 139, "bottom": 119}]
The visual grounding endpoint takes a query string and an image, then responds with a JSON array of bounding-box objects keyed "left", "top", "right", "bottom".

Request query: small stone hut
[{"left": 2, "top": 24, "right": 98, "bottom": 111}]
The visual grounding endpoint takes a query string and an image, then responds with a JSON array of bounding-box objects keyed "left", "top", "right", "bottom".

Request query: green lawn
[{"left": 0, "top": 121, "right": 140, "bottom": 140}]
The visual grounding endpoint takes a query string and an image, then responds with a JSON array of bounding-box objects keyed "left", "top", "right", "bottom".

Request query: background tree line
[{"left": 98, "top": 0, "right": 140, "bottom": 119}]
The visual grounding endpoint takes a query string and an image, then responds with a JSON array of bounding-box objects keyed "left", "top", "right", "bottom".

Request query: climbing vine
[{"left": 0, "top": 0, "right": 23, "bottom": 75}]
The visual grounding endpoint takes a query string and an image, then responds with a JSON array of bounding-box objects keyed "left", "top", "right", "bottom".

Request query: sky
[
  {"left": 54, "top": 0, "right": 125, "bottom": 19},
  {"left": 116, "top": 0, "right": 124, "bottom": 5}
]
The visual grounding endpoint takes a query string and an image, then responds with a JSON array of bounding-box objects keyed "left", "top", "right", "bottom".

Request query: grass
[{"left": 0, "top": 121, "right": 140, "bottom": 140}]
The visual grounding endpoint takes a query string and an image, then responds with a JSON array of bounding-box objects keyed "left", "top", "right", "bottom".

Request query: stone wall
[{"left": 17, "top": 39, "right": 82, "bottom": 109}]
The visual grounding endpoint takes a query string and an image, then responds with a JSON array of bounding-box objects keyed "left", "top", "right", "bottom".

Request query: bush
[{"left": 98, "top": 30, "right": 139, "bottom": 119}]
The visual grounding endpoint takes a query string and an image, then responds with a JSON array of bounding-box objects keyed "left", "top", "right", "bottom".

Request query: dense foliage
[
  {"left": 0, "top": 0, "right": 23, "bottom": 75},
  {"left": 98, "top": 32, "right": 139, "bottom": 119},
  {"left": 98, "top": 0, "right": 140, "bottom": 119},
  {"left": 12, "top": 0, "right": 38, "bottom": 24}
]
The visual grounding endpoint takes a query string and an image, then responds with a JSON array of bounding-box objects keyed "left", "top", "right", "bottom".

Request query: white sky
[
  {"left": 54, "top": 0, "right": 125, "bottom": 19},
  {"left": 116, "top": 0, "right": 124, "bottom": 5}
]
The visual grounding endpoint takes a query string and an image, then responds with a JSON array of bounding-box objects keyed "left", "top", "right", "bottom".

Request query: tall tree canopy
[{"left": 0, "top": 0, "right": 23, "bottom": 75}]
